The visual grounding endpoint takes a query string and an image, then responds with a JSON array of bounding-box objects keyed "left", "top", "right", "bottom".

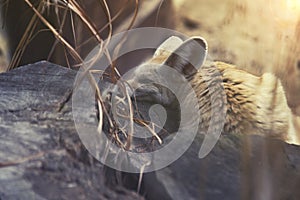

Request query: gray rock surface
[
  {"left": 140, "top": 134, "right": 300, "bottom": 200},
  {"left": 0, "top": 61, "right": 143, "bottom": 200},
  {"left": 1, "top": 61, "right": 300, "bottom": 200}
]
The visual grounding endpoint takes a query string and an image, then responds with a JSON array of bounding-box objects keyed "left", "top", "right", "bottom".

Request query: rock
[
  {"left": 2, "top": 61, "right": 300, "bottom": 200},
  {"left": 138, "top": 133, "right": 300, "bottom": 200},
  {"left": 0, "top": 61, "right": 143, "bottom": 200}
]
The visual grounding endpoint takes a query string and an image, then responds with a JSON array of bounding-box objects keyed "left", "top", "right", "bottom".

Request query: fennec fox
[{"left": 123, "top": 36, "right": 300, "bottom": 145}]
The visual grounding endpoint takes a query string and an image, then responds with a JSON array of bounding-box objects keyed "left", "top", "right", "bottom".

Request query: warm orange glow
[
  {"left": 280, "top": 0, "right": 300, "bottom": 20},
  {"left": 285, "top": 0, "right": 300, "bottom": 11},
  {"left": 269, "top": 0, "right": 300, "bottom": 16},
  {"left": 269, "top": 0, "right": 300, "bottom": 31}
]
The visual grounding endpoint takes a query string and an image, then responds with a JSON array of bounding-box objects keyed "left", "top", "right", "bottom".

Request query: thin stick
[{"left": 24, "top": 0, "right": 83, "bottom": 64}]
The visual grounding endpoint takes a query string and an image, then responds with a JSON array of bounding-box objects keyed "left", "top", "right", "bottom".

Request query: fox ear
[
  {"left": 163, "top": 37, "right": 208, "bottom": 78},
  {"left": 154, "top": 36, "right": 184, "bottom": 58}
]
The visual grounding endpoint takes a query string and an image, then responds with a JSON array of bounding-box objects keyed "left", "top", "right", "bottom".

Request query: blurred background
[
  {"left": 0, "top": 1, "right": 299, "bottom": 199},
  {"left": 0, "top": 0, "right": 299, "bottom": 114},
  {"left": 175, "top": 0, "right": 300, "bottom": 116}
]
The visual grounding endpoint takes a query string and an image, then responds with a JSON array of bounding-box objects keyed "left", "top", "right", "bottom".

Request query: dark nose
[{"left": 134, "top": 85, "right": 159, "bottom": 96}]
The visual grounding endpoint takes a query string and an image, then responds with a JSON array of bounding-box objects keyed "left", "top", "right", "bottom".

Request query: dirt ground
[{"left": 174, "top": 0, "right": 300, "bottom": 114}]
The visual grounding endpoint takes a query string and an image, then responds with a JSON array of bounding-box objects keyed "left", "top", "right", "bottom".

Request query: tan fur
[
  {"left": 129, "top": 36, "right": 300, "bottom": 145},
  {"left": 274, "top": 20, "right": 300, "bottom": 116},
  {"left": 192, "top": 61, "right": 299, "bottom": 144}
]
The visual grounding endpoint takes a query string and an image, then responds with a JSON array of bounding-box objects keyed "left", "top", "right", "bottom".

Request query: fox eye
[{"left": 297, "top": 60, "right": 300, "bottom": 70}]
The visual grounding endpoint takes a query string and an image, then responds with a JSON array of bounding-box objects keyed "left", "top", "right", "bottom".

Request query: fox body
[{"left": 119, "top": 36, "right": 300, "bottom": 145}]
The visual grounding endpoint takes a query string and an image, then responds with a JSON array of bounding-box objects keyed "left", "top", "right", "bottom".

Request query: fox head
[
  {"left": 122, "top": 36, "right": 208, "bottom": 107},
  {"left": 104, "top": 36, "right": 223, "bottom": 158}
]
